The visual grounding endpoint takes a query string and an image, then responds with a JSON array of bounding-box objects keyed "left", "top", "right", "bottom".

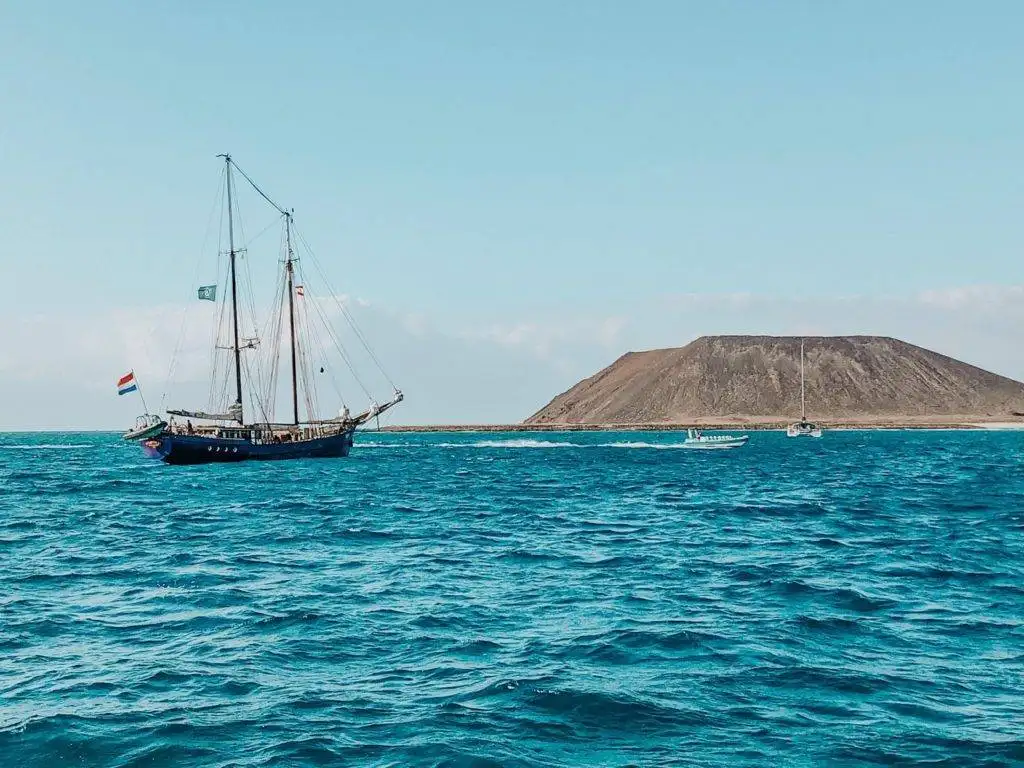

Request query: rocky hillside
[{"left": 526, "top": 335, "right": 1024, "bottom": 424}]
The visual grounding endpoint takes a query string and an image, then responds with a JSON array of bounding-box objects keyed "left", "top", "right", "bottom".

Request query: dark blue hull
[{"left": 141, "top": 430, "right": 354, "bottom": 465}]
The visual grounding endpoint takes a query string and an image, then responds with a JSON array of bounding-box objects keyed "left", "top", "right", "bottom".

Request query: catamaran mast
[
  {"left": 222, "top": 154, "right": 244, "bottom": 424},
  {"left": 800, "top": 338, "right": 806, "bottom": 421},
  {"left": 285, "top": 212, "right": 299, "bottom": 425}
]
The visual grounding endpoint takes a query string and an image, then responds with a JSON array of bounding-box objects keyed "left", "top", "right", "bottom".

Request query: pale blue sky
[{"left": 2, "top": 1, "right": 1023, "bottom": 427}]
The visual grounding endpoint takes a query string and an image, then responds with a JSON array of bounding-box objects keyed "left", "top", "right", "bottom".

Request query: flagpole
[{"left": 133, "top": 370, "right": 151, "bottom": 414}]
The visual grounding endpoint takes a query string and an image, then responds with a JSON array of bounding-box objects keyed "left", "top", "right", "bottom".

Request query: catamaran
[
  {"left": 121, "top": 154, "right": 402, "bottom": 464},
  {"left": 786, "top": 338, "right": 823, "bottom": 438}
]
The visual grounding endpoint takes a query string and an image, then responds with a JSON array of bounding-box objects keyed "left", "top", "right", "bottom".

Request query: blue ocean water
[{"left": 1, "top": 430, "right": 1022, "bottom": 767}]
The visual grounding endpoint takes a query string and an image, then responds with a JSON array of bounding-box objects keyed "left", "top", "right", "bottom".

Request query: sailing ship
[
  {"left": 786, "top": 338, "right": 823, "bottom": 438},
  {"left": 122, "top": 154, "right": 402, "bottom": 464}
]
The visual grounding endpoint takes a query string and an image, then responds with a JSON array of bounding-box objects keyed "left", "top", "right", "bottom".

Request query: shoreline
[
  {"left": 377, "top": 420, "right": 1024, "bottom": 433},
  {"left": 4, "top": 420, "right": 1023, "bottom": 434}
]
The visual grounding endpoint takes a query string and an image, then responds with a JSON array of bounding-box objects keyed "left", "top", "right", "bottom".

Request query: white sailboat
[{"left": 786, "top": 339, "right": 823, "bottom": 438}]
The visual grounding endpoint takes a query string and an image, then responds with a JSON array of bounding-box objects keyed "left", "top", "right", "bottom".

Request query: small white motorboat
[
  {"left": 681, "top": 428, "right": 749, "bottom": 450},
  {"left": 123, "top": 413, "right": 168, "bottom": 442}
]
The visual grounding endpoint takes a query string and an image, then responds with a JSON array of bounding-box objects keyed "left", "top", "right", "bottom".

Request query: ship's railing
[{"left": 165, "top": 422, "right": 351, "bottom": 444}]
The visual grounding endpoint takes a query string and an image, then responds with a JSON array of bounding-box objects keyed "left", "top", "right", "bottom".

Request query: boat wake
[
  {"left": 603, "top": 441, "right": 715, "bottom": 450},
  {"left": 467, "top": 439, "right": 579, "bottom": 449},
  {"left": 0, "top": 444, "right": 94, "bottom": 450},
  {"left": 363, "top": 439, "right": 743, "bottom": 450}
]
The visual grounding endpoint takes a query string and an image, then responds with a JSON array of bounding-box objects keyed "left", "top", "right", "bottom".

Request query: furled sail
[{"left": 168, "top": 402, "right": 243, "bottom": 421}]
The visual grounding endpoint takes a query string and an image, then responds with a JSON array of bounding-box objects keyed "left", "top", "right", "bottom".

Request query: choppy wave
[{"left": 1, "top": 429, "right": 1023, "bottom": 765}]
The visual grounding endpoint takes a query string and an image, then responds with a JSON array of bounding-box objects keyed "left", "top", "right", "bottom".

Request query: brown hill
[{"left": 526, "top": 335, "right": 1024, "bottom": 425}]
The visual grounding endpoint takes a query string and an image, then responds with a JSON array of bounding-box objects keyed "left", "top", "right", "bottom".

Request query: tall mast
[
  {"left": 223, "top": 154, "right": 244, "bottom": 424},
  {"left": 285, "top": 212, "right": 299, "bottom": 425},
  {"left": 800, "top": 338, "right": 806, "bottom": 421}
]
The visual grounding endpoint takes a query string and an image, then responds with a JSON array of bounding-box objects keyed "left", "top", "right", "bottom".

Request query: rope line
[
  {"left": 162, "top": 167, "right": 226, "bottom": 411},
  {"left": 159, "top": 157, "right": 400, "bottom": 427},
  {"left": 230, "top": 159, "right": 287, "bottom": 215},
  {"left": 293, "top": 226, "right": 398, "bottom": 392}
]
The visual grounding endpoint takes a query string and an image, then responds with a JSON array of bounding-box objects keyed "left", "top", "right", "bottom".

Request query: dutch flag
[{"left": 117, "top": 372, "right": 138, "bottom": 396}]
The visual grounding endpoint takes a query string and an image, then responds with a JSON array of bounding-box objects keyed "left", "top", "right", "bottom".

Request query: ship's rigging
[{"left": 162, "top": 154, "right": 401, "bottom": 431}]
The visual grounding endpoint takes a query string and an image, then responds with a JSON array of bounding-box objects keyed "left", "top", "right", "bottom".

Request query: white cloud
[
  {"left": 665, "top": 292, "right": 755, "bottom": 309},
  {"left": 2, "top": 285, "right": 1023, "bottom": 429},
  {"left": 400, "top": 312, "right": 430, "bottom": 337},
  {"left": 597, "top": 316, "right": 628, "bottom": 347},
  {"left": 916, "top": 284, "right": 1024, "bottom": 312},
  {"left": 457, "top": 314, "right": 627, "bottom": 355}
]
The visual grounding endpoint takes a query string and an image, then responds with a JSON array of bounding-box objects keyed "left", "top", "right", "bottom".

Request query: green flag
[{"left": 197, "top": 285, "right": 217, "bottom": 301}]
